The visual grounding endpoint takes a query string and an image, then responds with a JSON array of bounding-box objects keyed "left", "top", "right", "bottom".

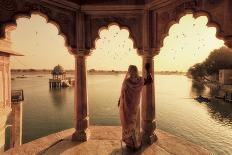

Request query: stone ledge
[{"left": 4, "top": 126, "right": 211, "bottom": 155}]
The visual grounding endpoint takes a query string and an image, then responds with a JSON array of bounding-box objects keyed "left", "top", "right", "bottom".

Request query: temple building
[
  {"left": 51, "top": 64, "right": 66, "bottom": 80},
  {"left": 49, "top": 65, "right": 73, "bottom": 88}
]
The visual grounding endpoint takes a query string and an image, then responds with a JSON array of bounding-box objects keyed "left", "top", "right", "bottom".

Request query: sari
[{"left": 119, "top": 73, "right": 144, "bottom": 149}]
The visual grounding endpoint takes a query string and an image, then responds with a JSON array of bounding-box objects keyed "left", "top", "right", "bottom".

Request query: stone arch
[
  {"left": 1, "top": 11, "right": 72, "bottom": 54},
  {"left": 159, "top": 10, "right": 225, "bottom": 50},
  {"left": 91, "top": 22, "right": 141, "bottom": 55},
  {"left": 83, "top": 14, "right": 143, "bottom": 53},
  {"left": 0, "top": 0, "right": 77, "bottom": 54}
]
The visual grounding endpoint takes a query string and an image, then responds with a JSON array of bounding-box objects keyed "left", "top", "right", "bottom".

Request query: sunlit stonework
[{"left": 1, "top": 0, "right": 232, "bottom": 154}]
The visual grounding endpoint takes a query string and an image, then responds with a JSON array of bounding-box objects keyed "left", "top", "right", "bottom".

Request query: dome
[{"left": 51, "top": 65, "right": 66, "bottom": 75}]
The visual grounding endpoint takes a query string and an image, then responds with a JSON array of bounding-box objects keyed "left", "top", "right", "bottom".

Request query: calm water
[{"left": 10, "top": 74, "right": 232, "bottom": 154}]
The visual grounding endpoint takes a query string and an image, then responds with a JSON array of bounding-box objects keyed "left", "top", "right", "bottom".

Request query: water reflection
[
  {"left": 206, "top": 100, "right": 232, "bottom": 126},
  {"left": 11, "top": 74, "right": 232, "bottom": 154},
  {"left": 49, "top": 88, "right": 68, "bottom": 108},
  {"left": 207, "top": 85, "right": 222, "bottom": 97},
  {"left": 191, "top": 81, "right": 232, "bottom": 127},
  {"left": 190, "top": 81, "right": 206, "bottom": 96}
]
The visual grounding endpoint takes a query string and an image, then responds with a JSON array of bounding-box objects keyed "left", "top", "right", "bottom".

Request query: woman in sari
[{"left": 118, "top": 64, "right": 153, "bottom": 150}]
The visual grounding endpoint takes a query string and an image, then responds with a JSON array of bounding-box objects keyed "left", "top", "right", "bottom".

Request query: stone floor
[{"left": 4, "top": 126, "right": 211, "bottom": 155}]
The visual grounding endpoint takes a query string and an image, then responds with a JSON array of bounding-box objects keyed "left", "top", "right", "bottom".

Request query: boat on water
[
  {"left": 194, "top": 95, "right": 211, "bottom": 103},
  {"left": 16, "top": 75, "right": 27, "bottom": 78},
  {"left": 62, "top": 81, "right": 71, "bottom": 87}
]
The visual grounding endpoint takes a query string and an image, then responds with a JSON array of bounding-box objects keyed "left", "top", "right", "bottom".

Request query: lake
[{"left": 9, "top": 74, "right": 232, "bottom": 154}]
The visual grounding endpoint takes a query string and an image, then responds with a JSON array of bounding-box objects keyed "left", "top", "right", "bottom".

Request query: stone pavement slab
[{"left": 4, "top": 126, "right": 211, "bottom": 155}]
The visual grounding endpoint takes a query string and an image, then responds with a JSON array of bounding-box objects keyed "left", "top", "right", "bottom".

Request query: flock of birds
[
  {"left": 95, "top": 28, "right": 134, "bottom": 61},
  {"left": 30, "top": 17, "right": 221, "bottom": 64},
  {"left": 163, "top": 22, "right": 212, "bottom": 60},
  {"left": 94, "top": 21, "right": 212, "bottom": 62}
]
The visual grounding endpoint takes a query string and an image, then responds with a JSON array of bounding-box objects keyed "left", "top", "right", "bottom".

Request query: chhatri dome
[
  {"left": 50, "top": 64, "right": 72, "bottom": 87},
  {"left": 51, "top": 64, "right": 66, "bottom": 75}
]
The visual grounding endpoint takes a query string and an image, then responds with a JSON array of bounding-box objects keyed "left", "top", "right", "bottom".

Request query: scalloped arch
[
  {"left": 1, "top": 11, "right": 72, "bottom": 55},
  {"left": 91, "top": 22, "right": 140, "bottom": 55},
  {"left": 159, "top": 10, "right": 225, "bottom": 50}
]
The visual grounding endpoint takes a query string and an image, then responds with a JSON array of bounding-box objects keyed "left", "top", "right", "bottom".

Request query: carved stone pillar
[
  {"left": 72, "top": 51, "right": 90, "bottom": 142},
  {"left": 10, "top": 101, "right": 22, "bottom": 147},
  {"left": 141, "top": 51, "right": 157, "bottom": 144}
]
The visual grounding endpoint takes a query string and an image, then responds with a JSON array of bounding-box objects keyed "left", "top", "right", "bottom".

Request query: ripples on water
[{"left": 10, "top": 74, "right": 232, "bottom": 154}]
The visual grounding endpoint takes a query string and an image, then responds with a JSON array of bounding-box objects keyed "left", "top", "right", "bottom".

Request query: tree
[
  {"left": 204, "top": 47, "right": 232, "bottom": 75},
  {"left": 187, "top": 63, "right": 206, "bottom": 81},
  {"left": 188, "top": 47, "right": 232, "bottom": 81}
]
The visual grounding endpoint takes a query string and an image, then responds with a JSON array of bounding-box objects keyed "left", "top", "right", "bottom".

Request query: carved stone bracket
[
  {"left": 225, "top": 36, "right": 232, "bottom": 48},
  {"left": 139, "top": 48, "right": 160, "bottom": 58},
  {"left": 69, "top": 48, "right": 92, "bottom": 57}
]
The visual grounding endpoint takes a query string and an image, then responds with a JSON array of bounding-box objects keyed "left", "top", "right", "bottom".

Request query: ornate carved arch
[
  {"left": 83, "top": 12, "right": 143, "bottom": 54},
  {"left": 91, "top": 22, "right": 141, "bottom": 55},
  {"left": 155, "top": 0, "right": 232, "bottom": 50},
  {"left": 159, "top": 10, "right": 225, "bottom": 49},
  {"left": 0, "top": 0, "right": 77, "bottom": 54}
]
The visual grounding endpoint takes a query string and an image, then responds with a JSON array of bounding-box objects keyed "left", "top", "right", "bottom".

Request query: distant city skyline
[{"left": 9, "top": 14, "right": 224, "bottom": 71}]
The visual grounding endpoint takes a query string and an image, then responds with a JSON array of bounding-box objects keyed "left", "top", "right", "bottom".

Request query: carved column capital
[
  {"left": 69, "top": 48, "right": 92, "bottom": 57},
  {"left": 139, "top": 48, "right": 160, "bottom": 58}
]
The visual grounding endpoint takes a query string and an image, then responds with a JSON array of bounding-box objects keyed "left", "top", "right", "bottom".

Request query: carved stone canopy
[
  {"left": 66, "top": 0, "right": 146, "bottom": 5},
  {"left": 0, "top": 0, "right": 232, "bottom": 56}
]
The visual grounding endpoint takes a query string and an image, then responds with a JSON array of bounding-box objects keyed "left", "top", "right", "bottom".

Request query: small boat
[
  {"left": 62, "top": 81, "right": 71, "bottom": 87},
  {"left": 16, "top": 75, "right": 27, "bottom": 78},
  {"left": 195, "top": 95, "right": 211, "bottom": 103}
]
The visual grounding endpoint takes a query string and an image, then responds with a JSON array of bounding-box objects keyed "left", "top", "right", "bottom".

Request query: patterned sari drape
[{"left": 119, "top": 76, "right": 144, "bottom": 148}]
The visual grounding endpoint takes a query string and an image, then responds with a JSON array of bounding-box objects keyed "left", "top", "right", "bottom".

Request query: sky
[
  {"left": 155, "top": 14, "right": 224, "bottom": 71},
  {"left": 6, "top": 13, "right": 224, "bottom": 71}
]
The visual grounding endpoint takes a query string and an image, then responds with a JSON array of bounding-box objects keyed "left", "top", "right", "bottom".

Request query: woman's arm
[
  {"left": 144, "top": 73, "right": 153, "bottom": 85},
  {"left": 144, "top": 63, "right": 153, "bottom": 85}
]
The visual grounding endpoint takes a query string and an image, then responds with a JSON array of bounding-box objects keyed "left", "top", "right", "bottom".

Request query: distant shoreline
[{"left": 11, "top": 69, "right": 186, "bottom": 75}]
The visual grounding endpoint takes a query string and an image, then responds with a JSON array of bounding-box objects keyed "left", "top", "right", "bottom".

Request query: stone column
[
  {"left": 10, "top": 101, "right": 22, "bottom": 147},
  {"left": 0, "top": 107, "right": 11, "bottom": 152},
  {"left": 141, "top": 52, "right": 157, "bottom": 144},
  {"left": 72, "top": 51, "right": 90, "bottom": 141}
]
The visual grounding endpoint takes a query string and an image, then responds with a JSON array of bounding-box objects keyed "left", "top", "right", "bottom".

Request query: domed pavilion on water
[
  {"left": 51, "top": 64, "right": 66, "bottom": 80},
  {"left": 49, "top": 65, "right": 72, "bottom": 88}
]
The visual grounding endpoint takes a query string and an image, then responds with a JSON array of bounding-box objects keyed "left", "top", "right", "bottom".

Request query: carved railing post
[
  {"left": 141, "top": 50, "right": 158, "bottom": 144},
  {"left": 72, "top": 50, "right": 90, "bottom": 142}
]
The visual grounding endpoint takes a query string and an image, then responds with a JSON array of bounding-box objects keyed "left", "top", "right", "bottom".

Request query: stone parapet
[{"left": 4, "top": 126, "right": 211, "bottom": 155}]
